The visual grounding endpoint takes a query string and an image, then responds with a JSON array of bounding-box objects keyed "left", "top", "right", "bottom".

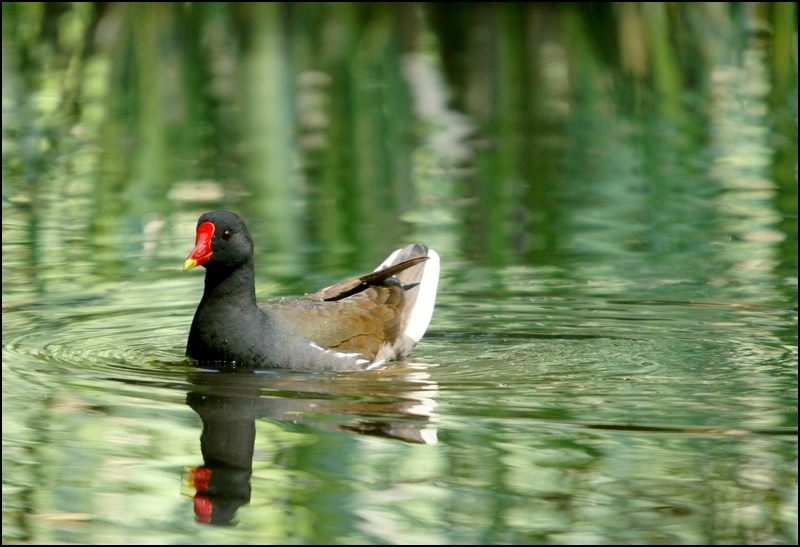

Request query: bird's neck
[{"left": 200, "top": 262, "right": 258, "bottom": 311}]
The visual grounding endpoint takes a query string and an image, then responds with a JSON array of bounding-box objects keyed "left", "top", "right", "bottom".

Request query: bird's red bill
[{"left": 184, "top": 222, "right": 215, "bottom": 271}]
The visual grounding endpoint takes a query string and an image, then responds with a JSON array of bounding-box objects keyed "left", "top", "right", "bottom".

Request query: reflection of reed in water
[{"left": 183, "top": 366, "right": 438, "bottom": 525}]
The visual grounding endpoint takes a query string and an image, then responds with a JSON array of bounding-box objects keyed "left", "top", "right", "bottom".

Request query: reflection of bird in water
[{"left": 183, "top": 365, "right": 439, "bottom": 525}]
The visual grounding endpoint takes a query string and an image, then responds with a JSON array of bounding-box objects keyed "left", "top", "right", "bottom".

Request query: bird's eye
[{"left": 222, "top": 230, "right": 233, "bottom": 241}]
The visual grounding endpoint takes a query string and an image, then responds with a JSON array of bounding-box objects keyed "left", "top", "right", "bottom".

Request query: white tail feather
[{"left": 403, "top": 249, "right": 439, "bottom": 344}]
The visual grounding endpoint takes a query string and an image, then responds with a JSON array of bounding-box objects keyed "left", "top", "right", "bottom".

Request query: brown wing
[
  {"left": 262, "top": 283, "right": 404, "bottom": 361},
  {"left": 259, "top": 254, "right": 429, "bottom": 361}
]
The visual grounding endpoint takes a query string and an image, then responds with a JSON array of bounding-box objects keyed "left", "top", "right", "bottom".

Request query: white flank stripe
[{"left": 309, "top": 342, "right": 369, "bottom": 365}]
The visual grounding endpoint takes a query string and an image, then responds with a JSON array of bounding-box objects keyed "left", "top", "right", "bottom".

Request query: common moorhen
[{"left": 184, "top": 211, "right": 440, "bottom": 370}]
